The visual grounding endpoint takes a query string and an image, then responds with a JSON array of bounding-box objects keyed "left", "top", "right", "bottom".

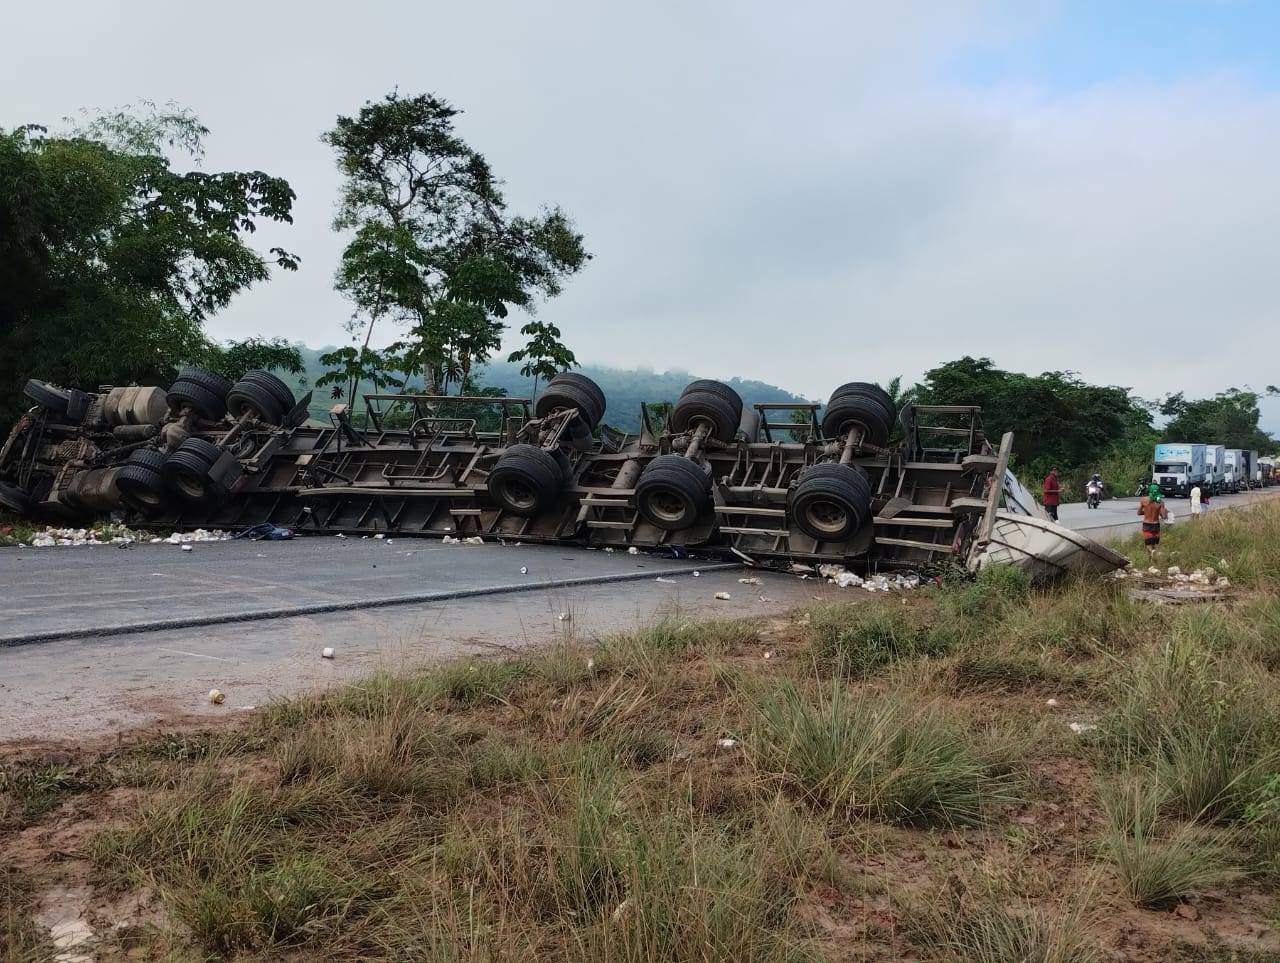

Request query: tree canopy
[
  {"left": 321, "top": 91, "right": 589, "bottom": 404},
  {"left": 1160, "top": 388, "right": 1275, "bottom": 452},
  {"left": 0, "top": 104, "right": 299, "bottom": 425}
]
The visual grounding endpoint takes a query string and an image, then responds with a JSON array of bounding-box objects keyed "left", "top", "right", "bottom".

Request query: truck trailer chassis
[{"left": 1, "top": 369, "right": 1018, "bottom": 571}]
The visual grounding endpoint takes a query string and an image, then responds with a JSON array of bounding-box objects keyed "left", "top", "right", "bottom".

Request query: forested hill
[{"left": 292, "top": 346, "right": 812, "bottom": 432}]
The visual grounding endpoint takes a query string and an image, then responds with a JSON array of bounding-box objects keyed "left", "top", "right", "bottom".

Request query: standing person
[
  {"left": 1042, "top": 467, "right": 1061, "bottom": 522},
  {"left": 1138, "top": 483, "right": 1169, "bottom": 559},
  {"left": 1190, "top": 483, "right": 1203, "bottom": 519}
]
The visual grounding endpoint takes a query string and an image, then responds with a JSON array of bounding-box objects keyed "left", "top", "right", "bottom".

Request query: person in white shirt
[{"left": 1190, "top": 484, "right": 1203, "bottom": 519}]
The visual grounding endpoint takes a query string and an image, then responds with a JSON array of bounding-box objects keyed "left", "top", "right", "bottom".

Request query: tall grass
[
  {"left": 747, "top": 678, "right": 1019, "bottom": 826},
  {"left": 0, "top": 867, "right": 51, "bottom": 963},
  {"left": 1119, "top": 498, "right": 1280, "bottom": 586},
  {"left": 1099, "top": 776, "right": 1242, "bottom": 909}
]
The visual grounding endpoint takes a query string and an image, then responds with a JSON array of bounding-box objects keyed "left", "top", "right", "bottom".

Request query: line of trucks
[{"left": 1151, "top": 443, "right": 1275, "bottom": 498}]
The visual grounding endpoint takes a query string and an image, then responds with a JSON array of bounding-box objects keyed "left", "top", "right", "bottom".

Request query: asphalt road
[{"left": 4, "top": 486, "right": 1276, "bottom": 745}]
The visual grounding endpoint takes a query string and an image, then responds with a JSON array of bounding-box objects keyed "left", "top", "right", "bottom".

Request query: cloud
[{"left": 2, "top": 0, "right": 1277, "bottom": 424}]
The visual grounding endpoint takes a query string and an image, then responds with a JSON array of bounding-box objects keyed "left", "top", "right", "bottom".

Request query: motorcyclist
[
  {"left": 1086, "top": 472, "right": 1104, "bottom": 508},
  {"left": 1088, "top": 473, "right": 1103, "bottom": 493}
]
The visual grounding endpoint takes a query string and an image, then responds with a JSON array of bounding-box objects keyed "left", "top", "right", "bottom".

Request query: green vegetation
[
  {"left": 0, "top": 867, "right": 51, "bottom": 963},
  {"left": 0, "top": 104, "right": 300, "bottom": 425}
]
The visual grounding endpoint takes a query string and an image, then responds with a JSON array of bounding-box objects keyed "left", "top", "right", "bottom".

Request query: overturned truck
[{"left": 0, "top": 370, "right": 1127, "bottom": 577}]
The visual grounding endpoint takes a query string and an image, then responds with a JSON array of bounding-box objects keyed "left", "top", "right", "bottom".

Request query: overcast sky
[{"left": 5, "top": 0, "right": 1279, "bottom": 421}]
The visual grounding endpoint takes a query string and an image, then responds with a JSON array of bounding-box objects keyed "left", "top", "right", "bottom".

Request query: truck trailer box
[
  {"left": 1224, "top": 449, "right": 1246, "bottom": 491},
  {"left": 1153, "top": 443, "right": 1207, "bottom": 497},
  {"left": 1205, "top": 445, "right": 1227, "bottom": 490}
]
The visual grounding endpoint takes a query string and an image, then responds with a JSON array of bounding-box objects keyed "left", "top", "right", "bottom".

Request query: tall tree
[
  {"left": 507, "top": 320, "right": 577, "bottom": 398},
  {"left": 322, "top": 92, "right": 589, "bottom": 407},
  {"left": 0, "top": 104, "right": 298, "bottom": 425},
  {"left": 1160, "top": 388, "right": 1274, "bottom": 452}
]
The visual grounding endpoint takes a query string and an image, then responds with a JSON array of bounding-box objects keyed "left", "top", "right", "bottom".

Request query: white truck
[
  {"left": 1223, "top": 449, "right": 1247, "bottom": 493},
  {"left": 1153, "top": 443, "right": 1207, "bottom": 498},
  {"left": 1204, "top": 445, "right": 1227, "bottom": 494}
]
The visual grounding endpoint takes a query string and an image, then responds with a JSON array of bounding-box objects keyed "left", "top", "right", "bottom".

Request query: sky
[{"left": 4, "top": 0, "right": 1279, "bottom": 423}]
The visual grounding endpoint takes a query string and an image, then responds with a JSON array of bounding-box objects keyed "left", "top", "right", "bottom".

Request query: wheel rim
[
  {"left": 645, "top": 487, "right": 690, "bottom": 525},
  {"left": 804, "top": 498, "right": 851, "bottom": 537},
  {"left": 175, "top": 473, "right": 207, "bottom": 501},
  {"left": 499, "top": 477, "right": 538, "bottom": 512},
  {"left": 126, "top": 484, "right": 161, "bottom": 507}
]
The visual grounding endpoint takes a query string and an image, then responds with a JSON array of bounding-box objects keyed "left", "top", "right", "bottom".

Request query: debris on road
[
  {"left": 714, "top": 591, "right": 731, "bottom": 600},
  {"left": 180, "top": 544, "right": 193, "bottom": 553},
  {"left": 655, "top": 577, "right": 676, "bottom": 584},
  {"left": 738, "top": 576, "right": 760, "bottom": 585},
  {"left": 321, "top": 647, "right": 335, "bottom": 659},
  {"left": 207, "top": 689, "right": 225, "bottom": 705}
]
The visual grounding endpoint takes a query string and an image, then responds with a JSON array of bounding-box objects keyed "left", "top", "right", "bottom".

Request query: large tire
[
  {"left": 227, "top": 378, "right": 286, "bottom": 425},
  {"left": 23, "top": 379, "right": 71, "bottom": 415},
  {"left": 0, "top": 481, "right": 32, "bottom": 516},
  {"left": 670, "top": 390, "right": 739, "bottom": 444},
  {"left": 790, "top": 463, "right": 872, "bottom": 542},
  {"left": 820, "top": 393, "right": 891, "bottom": 446},
  {"left": 166, "top": 380, "right": 226, "bottom": 422},
  {"left": 240, "top": 370, "right": 296, "bottom": 414},
  {"left": 681, "top": 379, "right": 743, "bottom": 420},
  {"left": 634, "top": 454, "right": 712, "bottom": 531},
  {"left": 487, "top": 444, "right": 565, "bottom": 517},
  {"left": 116, "top": 449, "right": 169, "bottom": 514},
  {"left": 830, "top": 382, "right": 896, "bottom": 423},
  {"left": 565, "top": 416, "right": 595, "bottom": 452},
  {"left": 536, "top": 376, "right": 604, "bottom": 430},
  {"left": 176, "top": 367, "right": 233, "bottom": 400},
  {"left": 163, "top": 438, "right": 227, "bottom": 505},
  {"left": 547, "top": 372, "right": 605, "bottom": 417}
]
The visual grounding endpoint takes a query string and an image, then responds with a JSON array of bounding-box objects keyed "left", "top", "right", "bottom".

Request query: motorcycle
[{"left": 1086, "top": 480, "right": 1103, "bottom": 509}]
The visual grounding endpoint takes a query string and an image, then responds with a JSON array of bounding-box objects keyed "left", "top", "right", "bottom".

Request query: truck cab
[{"left": 1152, "top": 443, "right": 1207, "bottom": 498}]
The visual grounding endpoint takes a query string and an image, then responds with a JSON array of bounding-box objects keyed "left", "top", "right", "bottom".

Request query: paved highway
[{"left": 3, "top": 487, "right": 1276, "bottom": 745}]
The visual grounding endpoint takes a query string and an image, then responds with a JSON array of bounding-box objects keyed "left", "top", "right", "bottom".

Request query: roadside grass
[
  {"left": 0, "top": 867, "right": 52, "bottom": 963},
  {"left": 904, "top": 872, "right": 1099, "bottom": 963},
  {"left": 10, "top": 532, "right": 1280, "bottom": 959},
  {"left": 1099, "top": 775, "right": 1243, "bottom": 909},
  {"left": 1119, "top": 497, "right": 1280, "bottom": 586}
]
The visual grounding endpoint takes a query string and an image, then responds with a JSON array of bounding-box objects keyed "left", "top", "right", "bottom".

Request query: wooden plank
[
  {"left": 874, "top": 536, "right": 956, "bottom": 553},
  {"left": 979, "top": 432, "right": 1014, "bottom": 544},
  {"left": 873, "top": 517, "right": 954, "bottom": 528}
]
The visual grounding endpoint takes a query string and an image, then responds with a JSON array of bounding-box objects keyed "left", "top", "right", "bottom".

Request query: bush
[{"left": 811, "top": 603, "right": 957, "bottom": 675}]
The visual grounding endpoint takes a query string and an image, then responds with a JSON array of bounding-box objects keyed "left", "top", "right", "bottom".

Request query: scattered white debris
[
  {"left": 1068, "top": 722, "right": 1097, "bottom": 734},
  {"left": 207, "top": 689, "right": 225, "bottom": 705},
  {"left": 31, "top": 534, "right": 56, "bottom": 547},
  {"left": 763, "top": 649, "right": 777, "bottom": 660},
  {"left": 442, "top": 535, "right": 460, "bottom": 544},
  {"left": 603, "top": 546, "right": 615, "bottom": 553},
  {"left": 557, "top": 612, "right": 571, "bottom": 622},
  {"left": 464, "top": 536, "right": 484, "bottom": 545},
  {"left": 1167, "top": 566, "right": 1181, "bottom": 576},
  {"left": 1148, "top": 566, "right": 1160, "bottom": 575},
  {"left": 374, "top": 533, "right": 385, "bottom": 540},
  {"left": 716, "top": 737, "right": 739, "bottom": 749},
  {"left": 611, "top": 899, "right": 631, "bottom": 924},
  {"left": 586, "top": 657, "right": 595, "bottom": 672},
  {"left": 714, "top": 591, "right": 732, "bottom": 600},
  {"left": 692, "top": 570, "right": 701, "bottom": 577},
  {"left": 321, "top": 647, "right": 335, "bottom": 659},
  {"left": 627, "top": 546, "right": 639, "bottom": 555},
  {"left": 520, "top": 566, "right": 528, "bottom": 574},
  {"left": 738, "top": 576, "right": 761, "bottom": 585},
  {"left": 1217, "top": 577, "right": 1231, "bottom": 588},
  {"left": 1046, "top": 698, "right": 1059, "bottom": 707},
  {"left": 180, "top": 544, "right": 193, "bottom": 553},
  {"left": 655, "top": 577, "right": 677, "bottom": 584},
  {"left": 335, "top": 533, "right": 347, "bottom": 539},
  {"left": 759, "top": 595, "right": 775, "bottom": 602}
]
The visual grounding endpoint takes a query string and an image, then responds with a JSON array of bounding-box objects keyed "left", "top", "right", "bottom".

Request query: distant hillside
[{"left": 289, "top": 346, "right": 812, "bottom": 431}]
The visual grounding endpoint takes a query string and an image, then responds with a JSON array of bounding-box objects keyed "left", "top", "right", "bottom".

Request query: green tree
[
  {"left": 507, "top": 320, "right": 577, "bottom": 398},
  {"left": 0, "top": 104, "right": 298, "bottom": 425},
  {"left": 203, "top": 337, "right": 305, "bottom": 383},
  {"left": 322, "top": 91, "right": 589, "bottom": 406},
  {"left": 1160, "top": 389, "right": 1274, "bottom": 452}
]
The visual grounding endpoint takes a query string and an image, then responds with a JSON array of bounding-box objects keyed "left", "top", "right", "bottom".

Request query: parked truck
[
  {"left": 1224, "top": 449, "right": 1247, "bottom": 493},
  {"left": 1153, "top": 443, "right": 1207, "bottom": 498},
  {"left": 1204, "top": 445, "right": 1227, "bottom": 494},
  {"left": 1248, "top": 450, "right": 1262, "bottom": 488}
]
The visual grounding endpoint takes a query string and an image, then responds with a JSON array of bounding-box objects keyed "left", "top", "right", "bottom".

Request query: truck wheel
[
  {"left": 547, "top": 372, "right": 606, "bottom": 417},
  {"left": 162, "top": 438, "right": 227, "bottom": 505},
  {"left": 227, "top": 379, "right": 286, "bottom": 425},
  {"left": 0, "top": 481, "right": 32, "bottom": 516},
  {"left": 166, "top": 380, "right": 226, "bottom": 422},
  {"left": 830, "top": 381, "right": 896, "bottom": 425},
  {"left": 634, "top": 454, "right": 711, "bottom": 531},
  {"left": 670, "top": 390, "right": 739, "bottom": 444},
  {"left": 116, "top": 450, "right": 169, "bottom": 514},
  {"left": 240, "top": 369, "right": 297, "bottom": 413},
  {"left": 680, "top": 380, "right": 743, "bottom": 420},
  {"left": 536, "top": 375, "right": 605, "bottom": 430},
  {"left": 790, "top": 463, "right": 872, "bottom": 542},
  {"left": 820, "top": 393, "right": 891, "bottom": 446},
  {"left": 22, "top": 379, "right": 71, "bottom": 415},
  {"left": 487, "top": 444, "right": 564, "bottom": 516}
]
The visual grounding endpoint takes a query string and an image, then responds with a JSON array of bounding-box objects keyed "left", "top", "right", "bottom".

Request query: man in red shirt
[{"left": 1042, "top": 467, "right": 1061, "bottom": 522}]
